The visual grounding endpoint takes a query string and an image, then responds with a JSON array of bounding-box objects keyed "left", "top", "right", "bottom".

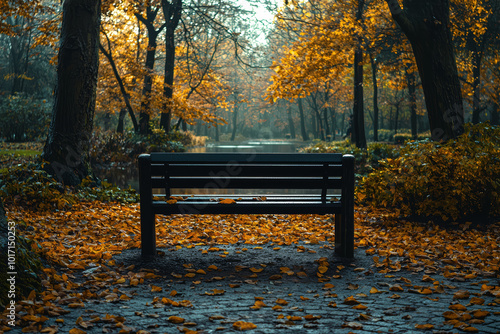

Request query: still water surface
[{"left": 94, "top": 140, "right": 310, "bottom": 191}]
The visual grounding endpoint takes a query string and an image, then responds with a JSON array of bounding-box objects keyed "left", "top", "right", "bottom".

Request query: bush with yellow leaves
[{"left": 358, "top": 123, "right": 500, "bottom": 223}]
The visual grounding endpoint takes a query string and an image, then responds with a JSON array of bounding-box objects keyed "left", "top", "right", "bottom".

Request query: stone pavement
[{"left": 13, "top": 242, "right": 499, "bottom": 334}]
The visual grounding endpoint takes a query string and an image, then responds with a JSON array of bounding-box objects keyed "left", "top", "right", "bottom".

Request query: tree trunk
[
  {"left": 352, "top": 46, "right": 367, "bottom": 148},
  {"left": 117, "top": 107, "right": 127, "bottom": 133},
  {"left": 323, "top": 108, "right": 330, "bottom": 139},
  {"left": 352, "top": 0, "right": 367, "bottom": 149},
  {"left": 230, "top": 105, "right": 238, "bottom": 141},
  {"left": 370, "top": 54, "right": 379, "bottom": 142},
  {"left": 287, "top": 104, "right": 296, "bottom": 139},
  {"left": 491, "top": 104, "right": 499, "bottom": 125},
  {"left": 471, "top": 50, "right": 483, "bottom": 124},
  {"left": 385, "top": 0, "right": 464, "bottom": 141},
  {"left": 136, "top": 7, "right": 164, "bottom": 135},
  {"left": 297, "top": 98, "right": 309, "bottom": 141},
  {"left": 42, "top": 0, "right": 101, "bottom": 186},
  {"left": 406, "top": 66, "right": 418, "bottom": 139},
  {"left": 160, "top": 0, "right": 182, "bottom": 133}
]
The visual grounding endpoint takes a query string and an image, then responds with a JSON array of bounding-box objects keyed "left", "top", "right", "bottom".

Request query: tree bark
[
  {"left": 230, "top": 105, "right": 238, "bottom": 141},
  {"left": 385, "top": 0, "right": 464, "bottom": 141},
  {"left": 471, "top": 50, "right": 483, "bottom": 124},
  {"left": 136, "top": 6, "right": 165, "bottom": 135},
  {"left": 160, "top": 0, "right": 182, "bottom": 133},
  {"left": 297, "top": 98, "right": 310, "bottom": 141},
  {"left": 42, "top": 0, "right": 101, "bottom": 186},
  {"left": 406, "top": 65, "right": 418, "bottom": 139},
  {"left": 287, "top": 104, "right": 296, "bottom": 139},
  {"left": 352, "top": 0, "right": 367, "bottom": 149},
  {"left": 370, "top": 54, "right": 379, "bottom": 142}
]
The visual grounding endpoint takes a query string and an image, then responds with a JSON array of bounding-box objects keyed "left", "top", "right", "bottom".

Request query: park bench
[{"left": 138, "top": 152, "right": 355, "bottom": 258}]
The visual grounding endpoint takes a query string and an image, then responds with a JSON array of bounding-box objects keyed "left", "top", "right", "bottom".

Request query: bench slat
[
  {"left": 152, "top": 201, "right": 342, "bottom": 215},
  {"left": 151, "top": 177, "right": 343, "bottom": 190},
  {"left": 150, "top": 164, "right": 344, "bottom": 177},
  {"left": 151, "top": 152, "right": 343, "bottom": 164}
]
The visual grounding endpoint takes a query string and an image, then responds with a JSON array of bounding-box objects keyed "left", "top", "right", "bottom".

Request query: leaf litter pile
[{"left": 2, "top": 202, "right": 500, "bottom": 333}]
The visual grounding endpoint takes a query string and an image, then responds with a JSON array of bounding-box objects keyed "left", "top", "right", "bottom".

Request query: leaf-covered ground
[{"left": 1, "top": 202, "right": 499, "bottom": 333}]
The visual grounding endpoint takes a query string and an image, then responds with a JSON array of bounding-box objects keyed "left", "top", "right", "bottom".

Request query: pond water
[{"left": 93, "top": 140, "right": 310, "bottom": 191}]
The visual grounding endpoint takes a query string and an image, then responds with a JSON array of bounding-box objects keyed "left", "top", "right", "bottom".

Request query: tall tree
[
  {"left": 384, "top": 0, "right": 464, "bottom": 141},
  {"left": 160, "top": 0, "right": 182, "bottom": 132},
  {"left": 42, "top": 0, "right": 101, "bottom": 186},
  {"left": 352, "top": 0, "right": 367, "bottom": 149},
  {"left": 135, "top": 4, "right": 166, "bottom": 134}
]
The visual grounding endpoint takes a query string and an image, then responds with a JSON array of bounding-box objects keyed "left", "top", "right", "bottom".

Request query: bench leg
[
  {"left": 335, "top": 213, "right": 354, "bottom": 258},
  {"left": 335, "top": 213, "right": 345, "bottom": 256},
  {"left": 344, "top": 210, "right": 354, "bottom": 258},
  {"left": 141, "top": 212, "right": 156, "bottom": 258}
]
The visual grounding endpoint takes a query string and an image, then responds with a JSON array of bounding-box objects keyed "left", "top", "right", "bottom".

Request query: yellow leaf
[
  {"left": 389, "top": 284, "right": 404, "bottom": 292},
  {"left": 449, "top": 303, "right": 467, "bottom": 311},
  {"left": 233, "top": 321, "right": 257, "bottom": 330},
  {"left": 69, "top": 329, "right": 86, "bottom": 334},
  {"left": 318, "top": 266, "right": 328, "bottom": 274},
  {"left": 469, "top": 297, "right": 484, "bottom": 305},
  {"left": 250, "top": 267, "right": 263, "bottom": 273},
  {"left": 415, "top": 324, "right": 434, "bottom": 330},
  {"left": 443, "top": 311, "right": 460, "bottom": 320},
  {"left": 343, "top": 296, "right": 359, "bottom": 305},
  {"left": 352, "top": 304, "right": 368, "bottom": 310},
  {"left": 419, "top": 288, "right": 433, "bottom": 295},
  {"left": 472, "top": 310, "right": 489, "bottom": 319},
  {"left": 150, "top": 285, "right": 162, "bottom": 292},
  {"left": 168, "top": 316, "right": 185, "bottom": 324},
  {"left": 219, "top": 198, "right": 236, "bottom": 204},
  {"left": 462, "top": 327, "right": 479, "bottom": 332},
  {"left": 453, "top": 290, "right": 470, "bottom": 299},
  {"left": 275, "top": 298, "right": 288, "bottom": 305},
  {"left": 370, "top": 287, "right": 381, "bottom": 294}
]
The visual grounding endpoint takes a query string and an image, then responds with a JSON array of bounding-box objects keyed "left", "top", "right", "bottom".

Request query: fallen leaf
[
  {"left": 168, "top": 316, "right": 185, "bottom": 324},
  {"left": 233, "top": 321, "right": 257, "bottom": 330}
]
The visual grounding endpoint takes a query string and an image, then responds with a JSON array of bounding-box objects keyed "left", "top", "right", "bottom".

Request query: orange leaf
[
  {"left": 233, "top": 321, "right": 257, "bottom": 330},
  {"left": 219, "top": 198, "right": 236, "bottom": 204},
  {"left": 168, "top": 316, "right": 184, "bottom": 324}
]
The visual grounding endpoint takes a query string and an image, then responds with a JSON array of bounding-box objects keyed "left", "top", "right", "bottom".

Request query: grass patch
[{"left": 0, "top": 149, "right": 41, "bottom": 157}]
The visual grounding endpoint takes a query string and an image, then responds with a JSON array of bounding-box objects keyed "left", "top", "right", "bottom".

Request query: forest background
[
  {"left": 1, "top": 0, "right": 500, "bottom": 325},
  {"left": 1, "top": 0, "right": 499, "bottom": 148}
]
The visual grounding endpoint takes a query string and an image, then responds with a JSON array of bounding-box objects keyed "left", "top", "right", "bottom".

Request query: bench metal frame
[{"left": 138, "top": 153, "right": 355, "bottom": 258}]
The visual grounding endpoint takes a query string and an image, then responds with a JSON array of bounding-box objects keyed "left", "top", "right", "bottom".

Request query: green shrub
[
  {"left": 301, "top": 140, "right": 398, "bottom": 176},
  {"left": 358, "top": 123, "right": 500, "bottom": 223},
  {"left": 376, "top": 129, "right": 395, "bottom": 142},
  {"left": 90, "top": 129, "right": 186, "bottom": 166},
  {"left": 0, "top": 163, "right": 138, "bottom": 209},
  {"left": 393, "top": 133, "right": 414, "bottom": 144},
  {"left": 0, "top": 94, "right": 50, "bottom": 142}
]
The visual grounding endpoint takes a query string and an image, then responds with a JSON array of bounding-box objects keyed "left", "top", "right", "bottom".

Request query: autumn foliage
[{"left": 359, "top": 123, "right": 500, "bottom": 222}]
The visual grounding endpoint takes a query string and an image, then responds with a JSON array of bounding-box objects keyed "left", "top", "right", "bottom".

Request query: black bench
[{"left": 138, "top": 153, "right": 355, "bottom": 258}]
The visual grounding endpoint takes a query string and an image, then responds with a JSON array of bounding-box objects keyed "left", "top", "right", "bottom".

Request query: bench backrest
[{"left": 139, "top": 153, "right": 352, "bottom": 201}]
